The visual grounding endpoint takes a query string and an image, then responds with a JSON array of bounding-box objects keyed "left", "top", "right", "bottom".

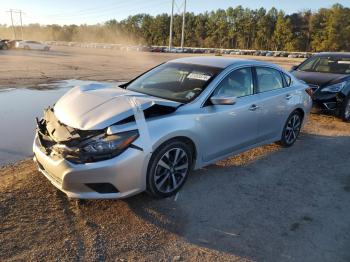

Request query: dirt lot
[
  {"left": 0, "top": 46, "right": 350, "bottom": 261},
  {"left": 0, "top": 46, "right": 303, "bottom": 88}
]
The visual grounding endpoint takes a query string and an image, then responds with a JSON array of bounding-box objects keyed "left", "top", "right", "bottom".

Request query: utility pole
[
  {"left": 180, "top": 0, "right": 187, "bottom": 49},
  {"left": 7, "top": 9, "right": 25, "bottom": 39},
  {"left": 168, "top": 0, "right": 174, "bottom": 50},
  {"left": 8, "top": 9, "right": 16, "bottom": 39},
  {"left": 19, "top": 10, "right": 23, "bottom": 39}
]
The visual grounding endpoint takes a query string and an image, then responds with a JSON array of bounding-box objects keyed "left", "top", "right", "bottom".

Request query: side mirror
[
  {"left": 290, "top": 65, "right": 298, "bottom": 71},
  {"left": 210, "top": 95, "right": 237, "bottom": 105}
]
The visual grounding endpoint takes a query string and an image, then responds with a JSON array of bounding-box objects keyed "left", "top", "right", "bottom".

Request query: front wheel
[
  {"left": 146, "top": 140, "right": 193, "bottom": 198},
  {"left": 279, "top": 111, "right": 302, "bottom": 147},
  {"left": 24, "top": 46, "right": 30, "bottom": 50},
  {"left": 340, "top": 96, "right": 350, "bottom": 122}
]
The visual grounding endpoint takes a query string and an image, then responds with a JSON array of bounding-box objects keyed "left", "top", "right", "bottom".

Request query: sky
[{"left": 0, "top": 0, "right": 348, "bottom": 26}]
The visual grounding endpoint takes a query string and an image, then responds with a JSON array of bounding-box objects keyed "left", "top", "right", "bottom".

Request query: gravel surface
[
  {"left": 0, "top": 47, "right": 349, "bottom": 261},
  {"left": 0, "top": 46, "right": 302, "bottom": 89},
  {"left": 1, "top": 115, "right": 349, "bottom": 261}
]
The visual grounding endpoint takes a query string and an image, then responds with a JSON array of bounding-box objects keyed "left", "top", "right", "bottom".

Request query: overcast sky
[{"left": 0, "top": 0, "right": 348, "bottom": 25}]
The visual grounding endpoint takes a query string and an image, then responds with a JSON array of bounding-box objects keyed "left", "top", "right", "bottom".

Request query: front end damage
[
  {"left": 32, "top": 87, "right": 180, "bottom": 198},
  {"left": 36, "top": 107, "right": 139, "bottom": 164}
]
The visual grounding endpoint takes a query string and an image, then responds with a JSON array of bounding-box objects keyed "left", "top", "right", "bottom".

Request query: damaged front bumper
[
  {"left": 32, "top": 104, "right": 154, "bottom": 199},
  {"left": 33, "top": 133, "right": 149, "bottom": 199},
  {"left": 32, "top": 90, "right": 171, "bottom": 199}
]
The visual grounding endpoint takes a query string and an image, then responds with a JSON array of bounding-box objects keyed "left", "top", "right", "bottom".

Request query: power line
[
  {"left": 39, "top": 0, "right": 162, "bottom": 19},
  {"left": 26, "top": 0, "right": 127, "bottom": 18}
]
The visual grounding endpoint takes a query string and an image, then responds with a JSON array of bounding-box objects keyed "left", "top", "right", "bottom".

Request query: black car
[
  {"left": 291, "top": 52, "right": 350, "bottom": 121},
  {"left": 6, "top": 40, "right": 22, "bottom": 49},
  {"left": 0, "top": 39, "right": 9, "bottom": 50}
]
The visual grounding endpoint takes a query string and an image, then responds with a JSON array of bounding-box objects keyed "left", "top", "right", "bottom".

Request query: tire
[
  {"left": 340, "top": 96, "right": 350, "bottom": 122},
  {"left": 279, "top": 110, "right": 303, "bottom": 147},
  {"left": 2, "top": 45, "right": 8, "bottom": 50},
  {"left": 24, "top": 46, "right": 30, "bottom": 50},
  {"left": 146, "top": 140, "right": 193, "bottom": 198}
]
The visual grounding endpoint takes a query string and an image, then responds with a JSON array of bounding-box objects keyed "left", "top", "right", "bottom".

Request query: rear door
[
  {"left": 199, "top": 67, "right": 260, "bottom": 162},
  {"left": 254, "top": 66, "right": 294, "bottom": 140}
]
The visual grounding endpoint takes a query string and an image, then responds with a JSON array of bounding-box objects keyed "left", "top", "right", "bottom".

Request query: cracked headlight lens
[
  {"left": 83, "top": 130, "right": 139, "bottom": 154},
  {"left": 321, "top": 81, "right": 347, "bottom": 93}
]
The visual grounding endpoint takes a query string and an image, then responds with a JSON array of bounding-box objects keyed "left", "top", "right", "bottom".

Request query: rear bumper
[{"left": 33, "top": 134, "right": 150, "bottom": 199}]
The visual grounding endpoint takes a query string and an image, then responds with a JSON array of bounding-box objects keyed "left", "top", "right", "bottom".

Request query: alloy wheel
[
  {"left": 285, "top": 114, "right": 301, "bottom": 145},
  {"left": 154, "top": 148, "right": 189, "bottom": 194}
]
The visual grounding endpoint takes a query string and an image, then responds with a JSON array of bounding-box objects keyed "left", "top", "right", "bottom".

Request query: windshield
[
  {"left": 126, "top": 62, "right": 222, "bottom": 103},
  {"left": 298, "top": 56, "right": 350, "bottom": 74}
]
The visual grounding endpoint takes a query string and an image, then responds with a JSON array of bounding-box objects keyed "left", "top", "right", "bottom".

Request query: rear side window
[{"left": 256, "top": 67, "right": 284, "bottom": 92}]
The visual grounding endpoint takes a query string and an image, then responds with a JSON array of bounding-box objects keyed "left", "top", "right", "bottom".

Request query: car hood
[
  {"left": 292, "top": 70, "right": 348, "bottom": 87},
  {"left": 53, "top": 84, "right": 181, "bottom": 130}
]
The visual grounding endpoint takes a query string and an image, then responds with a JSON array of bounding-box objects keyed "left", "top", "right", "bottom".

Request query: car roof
[
  {"left": 169, "top": 56, "right": 276, "bottom": 69},
  {"left": 314, "top": 52, "right": 350, "bottom": 58}
]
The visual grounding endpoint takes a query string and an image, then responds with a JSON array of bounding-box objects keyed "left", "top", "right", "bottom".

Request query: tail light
[{"left": 305, "top": 87, "right": 313, "bottom": 97}]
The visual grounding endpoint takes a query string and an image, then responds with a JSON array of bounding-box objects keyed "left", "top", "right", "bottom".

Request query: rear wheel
[
  {"left": 146, "top": 140, "right": 193, "bottom": 198},
  {"left": 279, "top": 111, "right": 302, "bottom": 147},
  {"left": 340, "top": 96, "right": 350, "bottom": 122}
]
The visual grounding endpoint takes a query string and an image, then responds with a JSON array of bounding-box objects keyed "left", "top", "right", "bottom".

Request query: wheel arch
[
  {"left": 278, "top": 107, "right": 306, "bottom": 139},
  {"left": 294, "top": 107, "right": 305, "bottom": 121},
  {"left": 152, "top": 136, "right": 197, "bottom": 169}
]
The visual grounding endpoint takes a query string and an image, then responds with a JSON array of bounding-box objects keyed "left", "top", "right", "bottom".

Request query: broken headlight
[
  {"left": 82, "top": 130, "right": 139, "bottom": 155},
  {"left": 321, "top": 81, "right": 347, "bottom": 93}
]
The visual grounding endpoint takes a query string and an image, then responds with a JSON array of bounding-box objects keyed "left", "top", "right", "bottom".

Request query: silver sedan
[{"left": 33, "top": 57, "right": 312, "bottom": 199}]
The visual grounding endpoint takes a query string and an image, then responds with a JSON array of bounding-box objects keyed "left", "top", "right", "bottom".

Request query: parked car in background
[
  {"left": 16, "top": 40, "right": 50, "bottom": 51},
  {"left": 33, "top": 57, "right": 312, "bottom": 199},
  {"left": 0, "top": 39, "right": 10, "bottom": 50},
  {"left": 291, "top": 52, "right": 350, "bottom": 121},
  {"left": 7, "top": 39, "right": 22, "bottom": 49}
]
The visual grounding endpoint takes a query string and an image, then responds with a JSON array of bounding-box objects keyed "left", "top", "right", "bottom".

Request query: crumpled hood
[{"left": 53, "top": 84, "right": 180, "bottom": 130}]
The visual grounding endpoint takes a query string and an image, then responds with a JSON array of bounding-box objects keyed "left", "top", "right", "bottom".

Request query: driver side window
[{"left": 214, "top": 67, "right": 253, "bottom": 97}]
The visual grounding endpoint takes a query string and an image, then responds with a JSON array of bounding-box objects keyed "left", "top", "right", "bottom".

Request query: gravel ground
[
  {"left": 0, "top": 47, "right": 349, "bottom": 261},
  {"left": 0, "top": 46, "right": 302, "bottom": 89},
  {"left": 1, "top": 114, "right": 349, "bottom": 262}
]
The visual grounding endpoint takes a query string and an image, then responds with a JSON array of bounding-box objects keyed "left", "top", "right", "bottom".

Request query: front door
[{"left": 198, "top": 67, "right": 261, "bottom": 162}]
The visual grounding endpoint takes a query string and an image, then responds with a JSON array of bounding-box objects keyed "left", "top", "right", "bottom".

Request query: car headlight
[
  {"left": 82, "top": 130, "right": 139, "bottom": 155},
  {"left": 321, "top": 81, "right": 347, "bottom": 93}
]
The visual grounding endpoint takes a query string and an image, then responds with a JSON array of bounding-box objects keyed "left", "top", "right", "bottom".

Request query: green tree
[{"left": 272, "top": 11, "right": 294, "bottom": 51}]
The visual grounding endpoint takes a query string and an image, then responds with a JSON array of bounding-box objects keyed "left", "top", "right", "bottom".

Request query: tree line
[{"left": 0, "top": 3, "right": 349, "bottom": 52}]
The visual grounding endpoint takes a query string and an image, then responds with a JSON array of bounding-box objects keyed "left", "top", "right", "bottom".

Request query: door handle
[
  {"left": 249, "top": 104, "right": 259, "bottom": 111},
  {"left": 285, "top": 94, "right": 292, "bottom": 100}
]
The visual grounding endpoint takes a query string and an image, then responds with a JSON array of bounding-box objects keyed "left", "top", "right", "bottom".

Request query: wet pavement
[{"left": 0, "top": 80, "right": 116, "bottom": 165}]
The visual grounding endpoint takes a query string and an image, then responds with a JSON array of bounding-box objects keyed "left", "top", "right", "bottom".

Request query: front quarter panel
[{"left": 133, "top": 111, "right": 204, "bottom": 169}]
